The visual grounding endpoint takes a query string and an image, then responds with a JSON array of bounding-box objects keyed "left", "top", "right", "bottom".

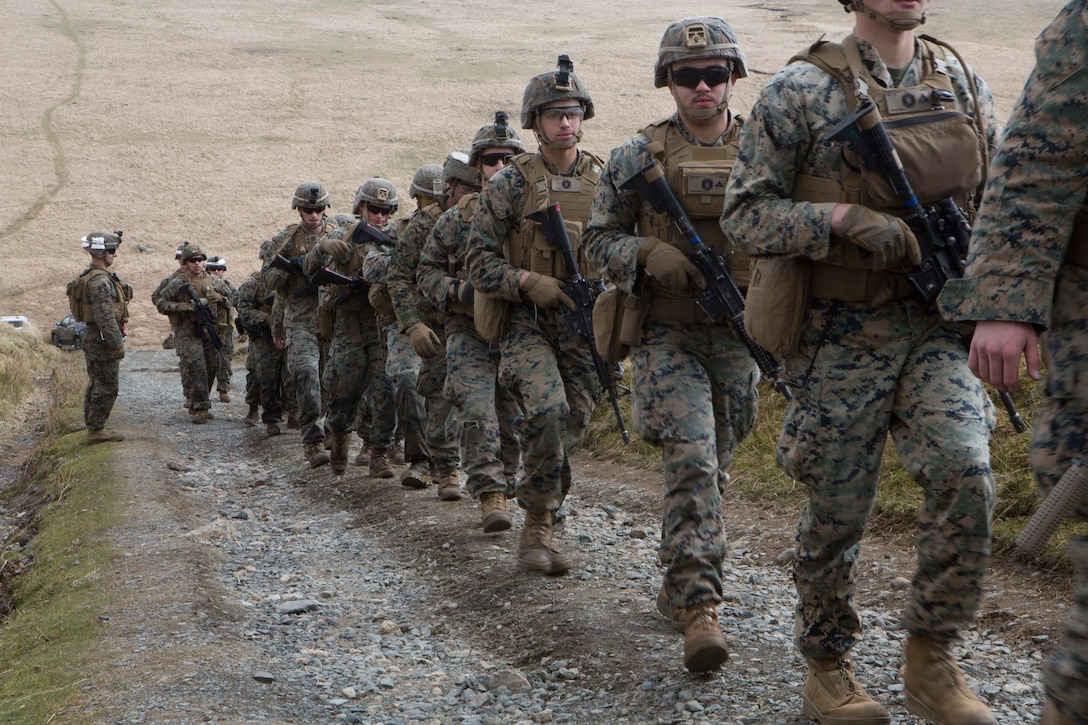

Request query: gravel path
[{"left": 66, "top": 349, "right": 1053, "bottom": 724}]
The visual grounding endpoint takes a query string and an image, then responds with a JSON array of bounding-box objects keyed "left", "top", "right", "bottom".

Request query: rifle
[
  {"left": 269, "top": 253, "right": 320, "bottom": 296},
  {"left": 825, "top": 100, "right": 1027, "bottom": 433},
  {"left": 620, "top": 159, "right": 793, "bottom": 400},
  {"left": 1016, "top": 459, "right": 1088, "bottom": 555},
  {"left": 350, "top": 220, "right": 396, "bottom": 247},
  {"left": 311, "top": 266, "right": 371, "bottom": 306},
  {"left": 181, "top": 283, "right": 223, "bottom": 350},
  {"left": 526, "top": 203, "right": 631, "bottom": 445}
]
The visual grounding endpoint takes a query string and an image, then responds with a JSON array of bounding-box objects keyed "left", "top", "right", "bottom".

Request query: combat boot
[
  {"left": 353, "top": 444, "right": 370, "bottom": 467},
  {"left": 219, "top": 391, "right": 231, "bottom": 403},
  {"left": 329, "top": 433, "right": 351, "bottom": 475},
  {"left": 87, "top": 429, "right": 124, "bottom": 445},
  {"left": 437, "top": 469, "right": 463, "bottom": 501},
  {"left": 683, "top": 603, "right": 729, "bottom": 672},
  {"left": 1040, "top": 700, "right": 1076, "bottom": 725},
  {"left": 266, "top": 422, "right": 281, "bottom": 437},
  {"left": 192, "top": 409, "right": 209, "bottom": 424},
  {"left": 369, "top": 449, "right": 395, "bottom": 479},
  {"left": 304, "top": 442, "right": 330, "bottom": 468},
  {"left": 803, "top": 655, "right": 890, "bottom": 725},
  {"left": 400, "top": 461, "right": 431, "bottom": 489},
  {"left": 244, "top": 405, "right": 259, "bottom": 426},
  {"left": 517, "top": 510, "right": 571, "bottom": 574},
  {"left": 655, "top": 584, "right": 687, "bottom": 633},
  {"left": 286, "top": 412, "right": 300, "bottom": 430},
  {"left": 479, "top": 492, "right": 512, "bottom": 533},
  {"left": 902, "top": 635, "right": 997, "bottom": 724},
  {"left": 390, "top": 441, "right": 406, "bottom": 466}
]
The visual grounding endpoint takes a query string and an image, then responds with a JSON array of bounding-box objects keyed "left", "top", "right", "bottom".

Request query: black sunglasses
[
  {"left": 671, "top": 65, "right": 733, "bottom": 89},
  {"left": 480, "top": 152, "right": 514, "bottom": 167},
  {"left": 366, "top": 202, "right": 394, "bottom": 216}
]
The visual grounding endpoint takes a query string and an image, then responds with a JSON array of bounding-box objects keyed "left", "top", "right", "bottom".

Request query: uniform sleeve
[
  {"left": 939, "top": 2, "right": 1088, "bottom": 327},
  {"left": 583, "top": 137, "right": 654, "bottom": 295},
  {"left": 87, "top": 275, "right": 124, "bottom": 350},
  {"left": 387, "top": 213, "right": 434, "bottom": 330},
  {"left": 360, "top": 243, "right": 394, "bottom": 284},
  {"left": 466, "top": 167, "right": 531, "bottom": 301},
  {"left": 720, "top": 71, "right": 836, "bottom": 260},
  {"left": 417, "top": 208, "right": 460, "bottom": 311}
]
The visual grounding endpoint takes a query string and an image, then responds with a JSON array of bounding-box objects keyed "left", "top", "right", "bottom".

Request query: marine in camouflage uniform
[
  {"left": 939, "top": 4, "right": 1088, "bottom": 722},
  {"left": 466, "top": 56, "right": 604, "bottom": 575},
  {"left": 206, "top": 256, "right": 235, "bottom": 403},
  {"left": 304, "top": 178, "right": 398, "bottom": 477},
  {"left": 235, "top": 271, "right": 286, "bottom": 435},
  {"left": 151, "top": 243, "right": 191, "bottom": 409},
  {"left": 584, "top": 17, "right": 757, "bottom": 673},
  {"left": 385, "top": 160, "right": 477, "bottom": 499},
  {"left": 260, "top": 182, "right": 337, "bottom": 467},
  {"left": 721, "top": 2, "right": 998, "bottom": 723},
  {"left": 155, "top": 244, "right": 233, "bottom": 424},
  {"left": 417, "top": 113, "right": 526, "bottom": 531},
  {"left": 72, "top": 230, "right": 131, "bottom": 444}
]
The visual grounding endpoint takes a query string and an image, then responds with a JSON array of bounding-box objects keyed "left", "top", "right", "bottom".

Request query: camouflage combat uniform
[
  {"left": 235, "top": 272, "right": 285, "bottom": 426},
  {"left": 260, "top": 219, "right": 336, "bottom": 446},
  {"left": 304, "top": 222, "right": 395, "bottom": 450},
  {"left": 584, "top": 112, "right": 758, "bottom": 614},
  {"left": 383, "top": 202, "right": 460, "bottom": 475},
  {"left": 156, "top": 270, "right": 232, "bottom": 414},
  {"left": 465, "top": 149, "right": 604, "bottom": 516},
  {"left": 418, "top": 194, "right": 522, "bottom": 500},
  {"left": 211, "top": 274, "right": 236, "bottom": 398},
  {"left": 939, "top": 2, "right": 1088, "bottom": 718},
  {"left": 722, "top": 35, "right": 998, "bottom": 660},
  {"left": 152, "top": 268, "right": 191, "bottom": 404},
  {"left": 79, "top": 265, "right": 130, "bottom": 432}
]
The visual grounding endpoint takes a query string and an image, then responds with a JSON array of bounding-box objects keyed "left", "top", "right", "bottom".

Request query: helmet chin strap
[
  {"left": 533, "top": 124, "right": 582, "bottom": 150},
  {"left": 669, "top": 86, "right": 728, "bottom": 121},
  {"left": 851, "top": 1, "right": 926, "bottom": 31}
]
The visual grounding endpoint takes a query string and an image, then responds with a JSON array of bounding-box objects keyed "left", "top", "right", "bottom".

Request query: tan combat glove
[
  {"left": 405, "top": 321, "right": 441, "bottom": 359},
  {"left": 521, "top": 272, "right": 575, "bottom": 310},
  {"left": 838, "top": 206, "right": 922, "bottom": 271},
  {"left": 637, "top": 238, "right": 704, "bottom": 292},
  {"left": 319, "top": 237, "right": 352, "bottom": 262}
]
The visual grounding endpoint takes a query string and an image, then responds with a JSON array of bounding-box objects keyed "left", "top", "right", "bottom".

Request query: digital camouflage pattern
[
  {"left": 235, "top": 272, "right": 286, "bottom": 425},
  {"left": 937, "top": 1, "right": 1088, "bottom": 715},
  {"left": 721, "top": 36, "right": 997, "bottom": 658},
  {"left": 305, "top": 222, "right": 395, "bottom": 450},
  {"left": 81, "top": 266, "right": 128, "bottom": 431},
  {"left": 584, "top": 114, "right": 759, "bottom": 611},
  {"left": 155, "top": 271, "right": 232, "bottom": 413},
  {"left": 211, "top": 275, "right": 236, "bottom": 396},
  {"left": 418, "top": 198, "right": 522, "bottom": 499},
  {"left": 466, "top": 153, "right": 602, "bottom": 514}
]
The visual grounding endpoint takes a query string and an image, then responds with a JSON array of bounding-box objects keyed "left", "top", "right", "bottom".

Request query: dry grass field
[{"left": 0, "top": 0, "right": 1068, "bottom": 345}]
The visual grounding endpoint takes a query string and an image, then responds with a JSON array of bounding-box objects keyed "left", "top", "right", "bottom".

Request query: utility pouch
[
  {"left": 473, "top": 293, "right": 509, "bottom": 344},
  {"left": 744, "top": 257, "right": 811, "bottom": 357}
]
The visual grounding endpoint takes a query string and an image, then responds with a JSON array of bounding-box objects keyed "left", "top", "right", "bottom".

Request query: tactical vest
[
  {"left": 168, "top": 273, "right": 226, "bottom": 327},
  {"left": 277, "top": 221, "right": 336, "bottom": 295},
  {"left": 791, "top": 34, "right": 987, "bottom": 298},
  {"left": 448, "top": 194, "right": 479, "bottom": 318},
  {"left": 508, "top": 150, "right": 604, "bottom": 282},
  {"left": 67, "top": 267, "right": 131, "bottom": 326}
]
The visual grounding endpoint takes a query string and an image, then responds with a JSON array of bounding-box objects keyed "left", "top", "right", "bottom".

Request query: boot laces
[{"left": 835, "top": 657, "right": 863, "bottom": 696}]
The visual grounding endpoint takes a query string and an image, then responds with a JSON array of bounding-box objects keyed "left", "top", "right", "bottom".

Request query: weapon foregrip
[{"left": 1016, "top": 459, "right": 1088, "bottom": 555}]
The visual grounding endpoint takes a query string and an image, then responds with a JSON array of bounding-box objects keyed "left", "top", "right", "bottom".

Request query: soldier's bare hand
[{"left": 968, "top": 320, "right": 1040, "bottom": 393}]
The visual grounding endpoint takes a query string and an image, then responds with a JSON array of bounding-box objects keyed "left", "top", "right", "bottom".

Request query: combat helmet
[
  {"left": 408, "top": 165, "right": 447, "bottom": 201},
  {"left": 291, "top": 182, "right": 331, "bottom": 210},
  {"left": 837, "top": 0, "right": 926, "bottom": 30},
  {"left": 520, "top": 54, "right": 595, "bottom": 129},
  {"left": 81, "top": 230, "right": 123, "bottom": 254},
  {"left": 469, "top": 111, "right": 525, "bottom": 166},
  {"left": 354, "top": 177, "right": 400, "bottom": 214},
  {"left": 174, "top": 241, "right": 190, "bottom": 260},
  {"left": 206, "top": 255, "right": 227, "bottom": 271},
  {"left": 443, "top": 152, "right": 481, "bottom": 189},
  {"left": 654, "top": 17, "right": 749, "bottom": 88},
  {"left": 180, "top": 244, "right": 207, "bottom": 263}
]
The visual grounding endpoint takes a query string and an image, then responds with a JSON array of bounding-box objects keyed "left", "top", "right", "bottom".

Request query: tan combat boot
[
  {"left": 192, "top": 409, "right": 210, "bottom": 424},
  {"left": 244, "top": 405, "right": 259, "bottom": 426},
  {"left": 803, "top": 655, "right": 890, "bottom": 725},
  {"left": 304, "top": 442, "right": 330, "bottom": 468},
  {"left": 219, "top": 391, "right": 231, "bottom": 403},
  {"left": 655, "top": 584, "right": 687, "bottom": 633},
  {"left": 1040, "top": 699, "right": 1076, "bottom": 725},
  {"left": 285, "top": 412, "right": 300, "bottom": 429},
  {"left": 683, "top": 603, "right": 729, "bottom": 672},
  {"left": 436, "top": 469, "right": 463, "bottom": 501},
  {"left": 266, "top": 422, "right": 281, "bottom": 437},
  {"left": 87, "top": 429, "right": 124, "bottom": 445},
  {"left": 902, "top": 635, "right": 997, "bottom": 725},
  {"left": 479, "top": 492, "right": 512, "bottom": 533},
  {"left": 329, "top": 433, "right": 351, "bottom": 475},
  {"left": 517, "top": 510, "right": 571, "bottom": 574},
  {"left": 353, "top": 444, "right": 370, "bottom": 467},
  {"left": 390, "top": 441, "right": 406, "bottom": 466},
  {"left": 400, "top": 461, "right": 431, "bottom": 489},
  {"left": 368, "top": 449, "right": 395, "bottom": 478}
]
